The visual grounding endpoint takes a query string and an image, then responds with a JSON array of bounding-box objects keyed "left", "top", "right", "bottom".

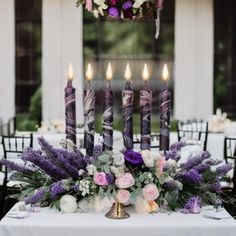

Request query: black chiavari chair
[{"left": 177, "top": 120, "right": 208, "bottom": 151}]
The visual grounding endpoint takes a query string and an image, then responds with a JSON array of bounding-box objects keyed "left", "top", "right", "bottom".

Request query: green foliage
[
  {"left": 16, "top": 87, "right": 42, "bottom": 131},
  {"left": 29, "top": 87, "right": 42, "bottom": 123}
]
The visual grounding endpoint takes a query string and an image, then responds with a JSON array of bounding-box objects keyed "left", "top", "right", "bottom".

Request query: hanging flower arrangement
[{"left": 76, "top": 0, "right": 164, "bottom": 38}]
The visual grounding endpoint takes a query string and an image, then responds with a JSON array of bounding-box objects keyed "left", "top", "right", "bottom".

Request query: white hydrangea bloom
[
  {"left": 86, "top": 164, "right": 97, "bottom": 175},
  {"left": 79, "top": 180, "right": 91, "bottom": 196}
]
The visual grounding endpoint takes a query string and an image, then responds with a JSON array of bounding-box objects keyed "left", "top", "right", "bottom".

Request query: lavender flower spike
[
  {"left": 51, "top": 181, "right": 65, "bottom": 199},
  {"left": 22, "top": 148, "right": 68, "bottom": 180},
  {"left": 0, "top": 159, "right": 31, "bottom": 174},
  {"left": 216, "top": 163, "right": 232, "bottom": 176},
  {"left": 25, "top": 188, "right": 47, "bottom": 205},
  {"left": 182, "top": 196, "right": 202, "bottom": 214},
  {"left": 180, "top": 169, "right": 203, "bottom": 184}
]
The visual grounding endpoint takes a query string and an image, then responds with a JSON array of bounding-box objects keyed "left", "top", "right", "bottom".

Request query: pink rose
[
  {"left": 155, "top": 156, "right": 166, "bottom": 177},
  {"left": 142, "top": 184, "right": 159, "bottom": 201},
  {"left": 117, "top": 189, "right": 130, "bottom": 204},
  {"left": 85, "top": 0, "right": 93, "bottom": 12},
  {"left": 94, "top": 172, "right": 108, "bottom": 186},
  {"left": 115, "top": 173, "right": 135, "bottom": 189}
]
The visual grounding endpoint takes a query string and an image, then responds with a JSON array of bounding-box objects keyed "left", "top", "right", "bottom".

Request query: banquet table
[{"left": 0, "top": 204, "right": 236, "bottom": 236}]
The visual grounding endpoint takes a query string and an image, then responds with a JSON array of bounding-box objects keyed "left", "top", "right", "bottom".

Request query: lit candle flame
[
  {"left": 162, "top": 64, "right": 169, "bottom": 81},
  {"left": 106, "top": 62, "right": 113, "bottom": 81},
  {"left": 124, "top": 63, "right": 131, "bottom": 81},
  {"left": 68, "top": 63, "right": 74, "bottom": 81},
  {"left": 142, "top": 64, "right": 149, "bottom": 82},
  {"left": 86, "top": 63, "right": 93, "bottom": 81}
]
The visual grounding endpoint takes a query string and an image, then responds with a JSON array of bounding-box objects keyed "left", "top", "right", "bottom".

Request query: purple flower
[
  {"left": 182, "top": 196, "right": 202, "bottom": 214},
  {"left": 165, "top": 150, "right": 181, "bottom": 161},
  {"left": 124, "top": 150, "right": 143, "bottom": 165},
  {"left": 51, "top": 182, "right": 65, "bottom": 198},
  {"left": 208, "top": 182, "right": 221, "bottom": 193},
  {"left": 122, "top": 1, "right": 132, "bottom": 10},
  {"left": 108, "top": 7, "right": 119, "bottom": 17},
  {"left": 193, "top": 163, "right": 210, "bottom": 173},
  {"left": 93, "top": 145, "right": 103, "bottom": 158},
  {"left": 106, "top": 173, "right": 115, "bottom": 184},
  {"left": 56, "top": 152, "right": 79, "bottom": 179},
  {"left": 22, "top": 148, "right": 68, "bottom": 180},
  {"left": 170, "top": 141, "right": 186, "bottom": 151},
  {"left": 25, "top": 188, "right": 47, "bottom": 205},
  {"left": 179, "top": 169, "right": 203, "bottom": 184},
  {"left": 180, "top": 152, "right": 211, "bottom": 170},
  {"left": 73, "top": 184, "right": 80, "bottom": 192},
  {"left": 0, "top": 159, "right": 31, "bottom": 174},
  {"left": 204, "top": 159, "right": 222, "bottom": 166},
  {"left": 216, "top": 163, "right": 232, "bottom": 176}
]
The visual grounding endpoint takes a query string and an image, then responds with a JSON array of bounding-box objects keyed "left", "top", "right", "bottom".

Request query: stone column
[
  {"left": 174, "top": 0, "right": 214, "bottom": 120},
  {"left": 42, "top": 0, "right": 84, "bottom": 124},
  {"left": 0, "top": 0, "right": 15, "bottom": 122}
]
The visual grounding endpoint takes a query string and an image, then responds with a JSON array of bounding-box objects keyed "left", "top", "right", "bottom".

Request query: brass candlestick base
[{"left": 105, "top": 202, "right": 130, "bottom": 219}]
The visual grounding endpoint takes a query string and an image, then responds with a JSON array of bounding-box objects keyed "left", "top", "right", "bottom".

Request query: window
[
  {"left": 15, "top": 0, "right": 42, "bottom": 113},
  {"left": 83, "top": 0, "right": 175, "bottom": 131},
  {"left": 214, "top": 0, "right": 236, "bottom": 118}
]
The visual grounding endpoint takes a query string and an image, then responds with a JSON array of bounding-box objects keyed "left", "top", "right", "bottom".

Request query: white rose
[
  {"left": 60, "top": 195, "right": 77, "bottom": 213},
  {"left": 141, "top": 150, "right": 154, "bottom": 167}
]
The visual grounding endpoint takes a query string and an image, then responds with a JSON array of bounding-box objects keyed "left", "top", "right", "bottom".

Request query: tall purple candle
[
  {"left": 103, "top": 63, "right": 113, "bottom": 151},
  {"left": 84, "top": 64, "right": 95, "bottom": 156},
  {"left": 159, "top": 64, "right": 171, "bottom": 152},
  {"left": 122, "top": 63, "right": 134, "bottom": 150},
  {"left": 140, "top": 64, "right": 152, "bottom": 150},
  {"left": 65, "top": 64, "right": 76, "bottom": 145}
]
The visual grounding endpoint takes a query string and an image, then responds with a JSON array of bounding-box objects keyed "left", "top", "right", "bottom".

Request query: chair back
[
  {"left": 177, "top": 120, "right": 208, "bottom": 151},
  {"left": 224, "top": 136, "right": 236, "bottom": 192},
  {"left": 1, "top": 134, "right": 33, "bottom": 182},
  {"left": 133, "top": 133, "right": 160, "bottom": 151}
]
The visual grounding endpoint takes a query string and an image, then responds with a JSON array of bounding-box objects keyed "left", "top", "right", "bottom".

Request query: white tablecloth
[{"left": 0, "top": 205, "right": 236, "bottom": 236}]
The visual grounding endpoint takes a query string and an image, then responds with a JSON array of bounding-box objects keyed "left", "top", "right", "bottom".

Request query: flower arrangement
[
  {"left": 0, "top": 138, "right": 235, "bottom": 215},
  {"left": 76, "top": 0, "right": 163, "bottom": 19}
]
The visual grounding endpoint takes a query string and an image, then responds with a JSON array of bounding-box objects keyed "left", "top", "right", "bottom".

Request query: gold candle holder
[{"left": 105, "top": 202, "right": 130, "bottom": 219}]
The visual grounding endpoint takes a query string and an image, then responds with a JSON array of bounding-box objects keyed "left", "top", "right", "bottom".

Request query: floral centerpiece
[{"left": 1, "top": 138, "right": 235, "bottom": 216}]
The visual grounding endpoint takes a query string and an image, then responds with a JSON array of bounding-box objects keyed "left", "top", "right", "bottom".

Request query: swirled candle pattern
[
  {"left": 103, "top": 82, "right": 113, "bottom": 151},
  {"left": 84, "top": 82, "right": 95, "bottom": 156},
  {"left": 65, "top": 80, "right": 76, "bottom": 145},
  {"left": 140, "top": 83, "right": 152, "bottom": 150},
  {"left": 159, "top": 88, "right": 171, "bottom": 152},
  {"left": 122, "top": 81, "right": 134, "bottom": 150}
]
